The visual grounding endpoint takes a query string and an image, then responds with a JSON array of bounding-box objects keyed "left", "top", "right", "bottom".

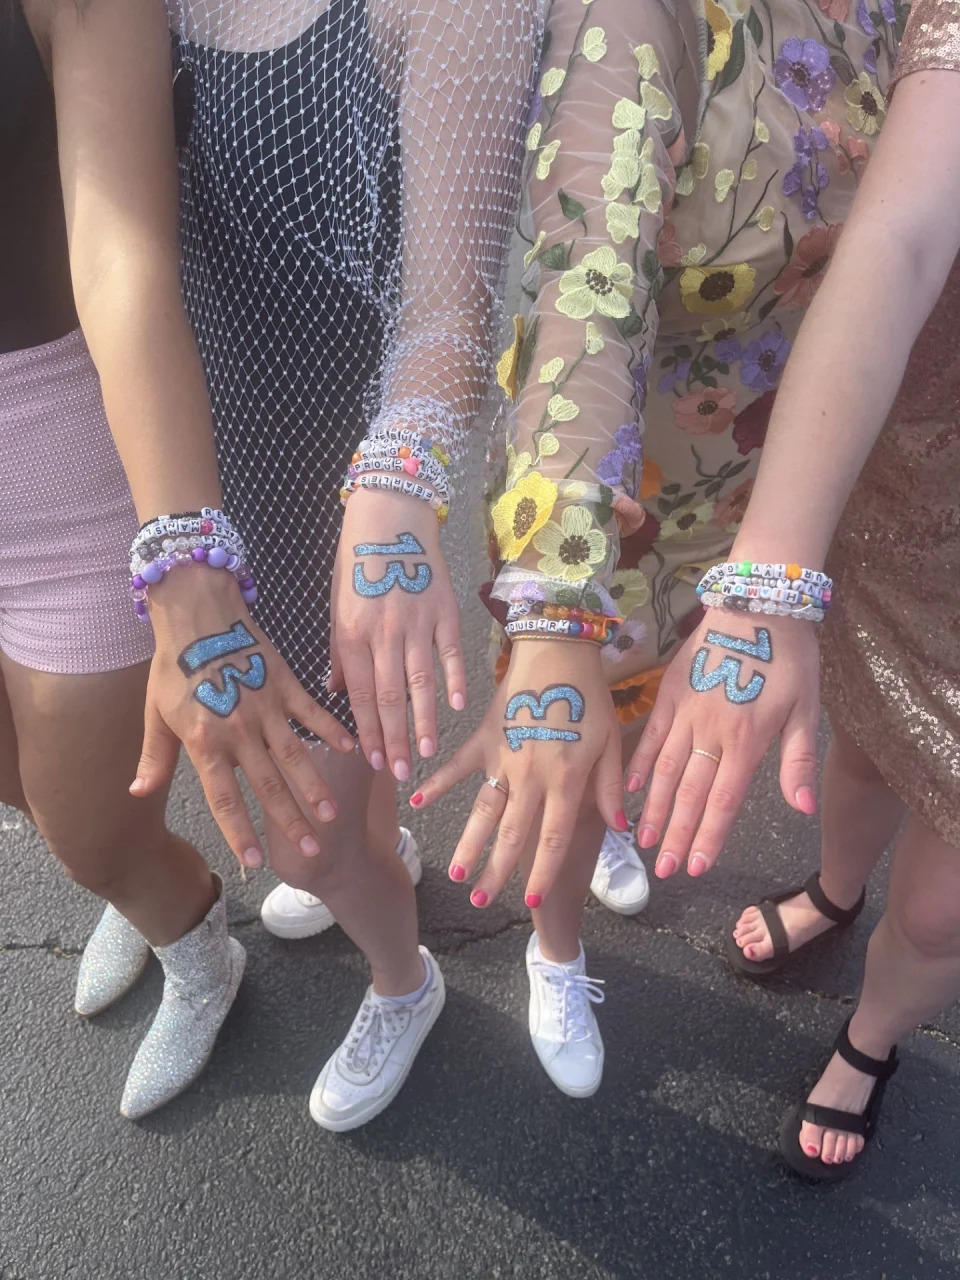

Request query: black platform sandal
[
  {"left": 725, "top": 871, "right": 865, "bottom": 978},
  {"left": 779, "top": 1018, "right": 898, "bottom": 1181}
]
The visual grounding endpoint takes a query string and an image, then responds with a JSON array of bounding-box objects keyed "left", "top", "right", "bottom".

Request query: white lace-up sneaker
[
  {"left": 526, "top": 932, "right": 605, "bottom": 1098},
  {"left": 589, "top": 826, "right": 650, "bottom": 916},
  {"left": 310, "top": 946, "right": 445, "bottom": 1132},
  {"left": 260, "top": 828, "right": 422, "bottom": 939}
]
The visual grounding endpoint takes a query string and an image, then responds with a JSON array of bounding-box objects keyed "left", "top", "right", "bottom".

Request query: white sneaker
[
  {"left": 526, "top": 933, "right": 604, "bottom": 1098},
  {"left": 589, "top": 826, "right": 650, "bottom": 916},
  {"left": 260, "top": 828, "right": 422, "bottom": 939},
  {"left": 309, "top": 946, "right": 445, "bottom": 1132}
]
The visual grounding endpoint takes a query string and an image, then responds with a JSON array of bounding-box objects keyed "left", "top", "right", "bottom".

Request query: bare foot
[
  {"left": 732, "top": 881, "right": 861, "bottom": 963},
  {"left": 796, "top": 1049, "right": 879, "bottom": 1165}
]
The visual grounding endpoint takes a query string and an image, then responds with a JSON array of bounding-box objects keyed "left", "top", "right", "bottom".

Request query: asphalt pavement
[{"left": 3, "top": 569, "right": 960, "bottom": 1280}]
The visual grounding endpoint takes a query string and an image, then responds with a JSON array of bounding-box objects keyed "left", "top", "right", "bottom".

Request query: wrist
[{"left": 146, "top": 566, "right": 248, "bottom": 641}]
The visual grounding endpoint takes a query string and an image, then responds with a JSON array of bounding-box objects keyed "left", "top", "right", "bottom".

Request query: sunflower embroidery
[
  {"left": 492, "top": 471, "right": 558, "bottom": 560},
  {"left": 679, "top": 263, "right": 756, "bottom": 315},
  {"left": 844, "top": 72, "right": 885, "bottom": 135},
  {"left": 533, "top": 505, "right": 608, "bottom": 581},
  {"left": 556, "top": 247, "right": 633, "bottom": 319},
  {"left": 495, "top": 315, "right": 524, "bottom": 401},
  {"left": 705, "top": 0, "right": 733, "bottom": 81}
]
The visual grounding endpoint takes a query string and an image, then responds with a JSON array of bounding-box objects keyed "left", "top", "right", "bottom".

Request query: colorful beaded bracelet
[
  {"left": 698, "top": 561, "right": 832, "bottom": 591},
  {"left": 129, "top": 509, "right": 256, "bottom": 621},
  {"left": 347, "top": 455, "right": 451, "bottom": 502},
  {"left": 702, "top": 581, "right": 829, "bottom": 608},
  {"left": 507, "top": 600, "right": 622, "bottom": 627},
  {"left": 339, "top": 472, "right": 449, "bottom": 524},
  {"left": 701, "top": 592, "right": 824, "bottom": 622},
  {"left": 504, "top": 616, "right": 617, "bottom": 644}
]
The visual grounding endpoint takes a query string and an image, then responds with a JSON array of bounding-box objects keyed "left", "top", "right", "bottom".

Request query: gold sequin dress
[{"left": 821, "top": 0, "right": 960, "bottom": 847}]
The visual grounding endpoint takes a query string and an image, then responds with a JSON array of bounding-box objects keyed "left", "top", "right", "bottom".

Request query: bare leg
[
  {"left": 798, "top": 813, "right": 960, "bottom": 1165},
  {"left": 1, "top": 654, "right": 214, "bottom": 946},
  {"left": 733, "top": 721, "right": 905, "bottom": 962},
  {"left": 265, "top": 744, "right": 422, "bottom": 996},
  {"left": 0, "top": 666, "right": 29, "bottom": 815},
  {"left": 525, "top": 808, "right": 606, "bottom": 963}
]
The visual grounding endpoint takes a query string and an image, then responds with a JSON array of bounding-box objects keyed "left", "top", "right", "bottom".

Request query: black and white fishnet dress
[{"left": 171, "top": 0, "right": 538, "bottom": 726}]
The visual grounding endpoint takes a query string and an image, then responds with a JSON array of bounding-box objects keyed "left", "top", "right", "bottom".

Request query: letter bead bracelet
[
  {"left": 696, "top": 561, "right": 833, "bottom": 623},
  {"left": 340, "top": 428, "right": 452, "bottom": 524},
  {"left": 129, "top": 507, "right": 256, "bottom": 620}
]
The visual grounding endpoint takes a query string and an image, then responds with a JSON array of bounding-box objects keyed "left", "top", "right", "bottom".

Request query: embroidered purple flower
[
  {"left": 863, "top": 44, "right": 878, "bottom": 74},
  {"left": 657, "top": 358, "right": 691, "bottom": 394},
  {"left": 793, "top": 126, "right": 829, "bottom": 160},
  {"left": 879, "top": 0, "right": 896, "bottom": 23},
  {"left": 740, "top": 329, "right": 791, "bottom": 393},
  {"left": 774, "top": 38, "right": 836, "bottom": 112},
  {"left": 511, "top": 580, "right": 546, "bottom": 606},
  {"left": 632, "top": 355, "right": 651, "bottom": 411},
  {"left": 597, "top": 448, "right": 625, "bottom": 486},
  {"left": 715, "top": 335, "right": 744, "bottom": 365},
  {"left": 857, "top": 0, "right": 878, "bottom": 34},
  {"left": 615, "top": 422, "right": 643, "bottom": 464}
]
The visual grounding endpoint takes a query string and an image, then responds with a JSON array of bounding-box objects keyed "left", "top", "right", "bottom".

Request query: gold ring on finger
[
  {"left": 486, "top": 775, "right": 509, "bottom": 795},
  {"left": 692, "top": 748, "right": 722, "bottom": 764}
]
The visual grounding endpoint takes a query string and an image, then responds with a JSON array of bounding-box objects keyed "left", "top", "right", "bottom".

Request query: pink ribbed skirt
[{"left": 0, "top": 329, "right": 153, "bottom": 674}]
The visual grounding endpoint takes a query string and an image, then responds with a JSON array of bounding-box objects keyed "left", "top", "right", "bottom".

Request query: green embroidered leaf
[
  {"left": 716, "top": 20, "right": 745, "bottom": 91},
  {"left": 677, "top": 492, "right": 697, "bottom": 506},
  {"left": 715, "top": 362, "right": 730, "bottom": 375},
  {"left": 782, "top": 217, "right": 794, "bottom": 261},
  {"left": 515, "top": 315, "right": 539, "bottom": 390},
  {"left": 538, "top": 242, "right": 568, "bottom": 271},
  {"left": 675, "top": 344, "right": 693, "bottom": 360},
  {"left": 598, "top": 485, "right": 614, "bottom": 507},
  {"left": 555, "top": 586, "right": 578, "bottom": 607},
  {"left": 615, "top": 308, "right": 644, "bottom": 340},
  {"left": 746, "top": 7, "right": 764, "bottom": 47},
  {"left": 700, "top": 375, "right": 718, "bottom": 389},
  {"left": 833, "top": 20, "right": 846, "bottom": 44},
  {"left": 583, "top": 590, "right": 604, "bottom": 612},
  {"left": 661, "top": 481, "right": 681, "bottom": 495},
  {"left": 642, "top": 249, "right": 660, "bottom": 283},
  {"left": 594, "top": 504, "right": 613, "bottom": 528},
  {"left": 657, "top": 496, "right": 674, "bottom": 516},
  {"left": 757, "top": 296, "right": 778, "bottom": 322},
  {"left": 558, "top": 188, "right": 587, "bottom": 229},
  {"left": 705, "top": 479, "right": 724, "bottom": 498},
  {"left": 727, "top": 460, "right": 749, "bottom": 478},
  {"left": 830, "top": 54, "right": 854, "bottom": 86}
]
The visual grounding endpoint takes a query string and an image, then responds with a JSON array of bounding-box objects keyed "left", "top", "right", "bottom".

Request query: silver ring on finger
[
  {"left": 692, "top": 748, "right": 722, "bottom": 764},
  {"left": 486, "top": 775, "right": 509, "bottom": 795}
]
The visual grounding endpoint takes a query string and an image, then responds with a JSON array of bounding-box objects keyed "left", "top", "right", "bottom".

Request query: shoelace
[
  {"left": 341, "top": 995, "right": 411, "bottom": 1077},
  {"left": 533, "top": 962, "right": 605, "bottom": 1043},
  {"left": 597, "top": 827, "right": 634, "bottom": 876}
]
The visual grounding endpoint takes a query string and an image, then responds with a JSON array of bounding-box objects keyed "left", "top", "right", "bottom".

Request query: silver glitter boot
[
  {"left": 75, "top": 905, "right": 151, "bottom": 1017},
  {"left": 119, "top": 875, "right": 246, "bottom": 1120}
]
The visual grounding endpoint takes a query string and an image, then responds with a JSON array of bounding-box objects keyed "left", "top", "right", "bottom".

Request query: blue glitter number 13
[
  {"left": 689, "top": 627, "right": 773, "bottom": 705},
  {"left": 353, "top": 532, "right": 432, "bottom": 598},
  {"left": 503, "top": 684, "right": 585, "bottom": 752}
]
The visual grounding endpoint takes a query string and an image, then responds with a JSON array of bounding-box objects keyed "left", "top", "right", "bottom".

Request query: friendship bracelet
[
  {"left": 505, "top": 616, "right": 616, "bottom": 644},
  {"left": 701, "top": 592, "right": 825, "bottom": 622},
  {"left": 129, "top": 508, "right": 256, "bottom": 621},
  {"left": 506, "top": 600, "right": 623, "bottom": 627},
  {"left": 701, "top": 582, "right": 829, "bottom": 608},
  {"left": 347, "top": 456, "right": 451, "bottom": 502},
  {"left": 339, "top": 472, "right": 450, "bottom": 524},
  {"left": 698, "top": 561, "right": 832, "bottom": 591}
]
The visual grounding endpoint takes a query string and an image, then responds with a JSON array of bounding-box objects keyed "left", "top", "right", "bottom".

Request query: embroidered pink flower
[
  {"left": 774, "top": 224, "right": 843, "bottom": 308},
  {"left": 820, "top": 120, "right": 870, "bottom": 176},
  {"left": 732, "top": 389, "right": 776, "bottom": 454},
  {"left": 657, "top": 219, "right": 684, "bottom": 268},
  {"left": 815, "top": 0, "right": 849, "bottom": 18},
  {"left": 672, "top": 386, "right": 738, "bottom": 436},
  {"left": 713, "top": 479, "right": 755, "bottom": 529}
]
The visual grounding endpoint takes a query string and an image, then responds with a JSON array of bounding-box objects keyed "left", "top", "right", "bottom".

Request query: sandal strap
[
  {"left": 799, "top": 1101, "right": 871, "bottom": 1137},
  {"left": 835, "top": 1018, "right": 899, "bottom": 1080},
  {"left": 803, "top": 873, "right": 866, "bottom": 927},
  {"left": 758, "top": 898, "right": 791, "bottom": 961}
]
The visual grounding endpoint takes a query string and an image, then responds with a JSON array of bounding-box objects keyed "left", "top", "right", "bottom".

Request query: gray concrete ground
[{"left": 2, "top": 576, "right": 960, "bottom": 1280}]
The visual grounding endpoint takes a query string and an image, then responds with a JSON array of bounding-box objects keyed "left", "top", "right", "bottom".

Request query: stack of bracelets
[
  {"left": 504, "top": 599, "right": 623, "bottom": 646},
  {"left": 128, "top": 507, "right": 256, "bottom": 621},
  {"left": 696, "top": 560, "right": 832, "bottom": 623},
  {"left": 340, "top": 427, "right": 452, "bottom": 525}
]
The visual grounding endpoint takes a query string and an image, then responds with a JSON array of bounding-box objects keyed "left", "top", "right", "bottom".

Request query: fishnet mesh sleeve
[
  {"left": 490, "top": 0, "right": 700, "bottom": 612},
  {"left": 367, "top": 0, "right": 542, "bottom": 470}
]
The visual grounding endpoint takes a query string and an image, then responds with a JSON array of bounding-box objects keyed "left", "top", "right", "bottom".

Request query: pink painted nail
[
  {"left": 638, "top": 824, "right": 659, "bottom": 849},
  {"left": 242, "top": 847, "right": 263, "bottom": 869},
  {"left": 410, "top": 791, "right": 424, "bottom": 807},
  {"left": 452, "top": 692, "right": 466, "bottom": 711},
  {"left": 299, "top": 834, "right": 321, "bottom": 857},
  {"left": 806, "top": 1145, "right": 819, "bottom": 1156},
  {"left": 626, "top": 774, "right": 642, "bottom": 794},
  {"left": 655, "top": 852, "right": 677, "bottom": 878},
  {"left": 393, "top": 759, "right": 410, "bottom": 783},
  {"left": 450, "top": 864, "right": 466, "bottom": 882},
  {"left": 419, "top": 737, "right": 435, "bottom": 759},
  {"left": 614, "top": 810, "right": 629, "bottom": 833},
  {"left": 470, "top": 888, "right": 488, "bottom": 908},
  {"left": 316, "top": 800, "right": 336, "bottom": 823},
  {"left": 795, "top": 785, "right": 816, "bottom": 815},
  {"left": 688, "top": 853, "right": 707, "bottom": 877},
  {"left": 745, "top": 945, "right": 754, "bottom": 958},
  {"left": 525, "top": 892, "right": 542, "bottom": 909},
  {"left": 370, "top": 751, "right": 385, "bottom": 772}
]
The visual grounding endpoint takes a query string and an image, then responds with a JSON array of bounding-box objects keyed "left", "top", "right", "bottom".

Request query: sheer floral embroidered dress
[
  {"left": 821, "top": 0, "right": 960, "bottom": 848},
  {"left": 487, "top": 0, "right": 905, "bottom": 724}
]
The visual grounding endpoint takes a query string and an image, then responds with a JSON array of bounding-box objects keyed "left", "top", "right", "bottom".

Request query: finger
[
  {"left": 435, "top": 612, "right": 467, "bottom": 713},
  {"left": 448, "top": 776, "right": 509, "bottom": 886},
  {"left": 280, "top": 668, "right": 354, "bottom": 753},
  {"left": 470, "top": 790, "right": 537, "bottom": 908},
  {"left": 657, "top": 750, "right": 723, "bottom": 875},
  {"left": 637, "top": 724, "right": 692, "bottom": 866},
  {"left": 327, "top": 622, "right": 345, "bottom": 694},
  {"left": 266, "top": 718, "right": 339, "bottom": 825},
  {"left": 130, "top": 704, "right": 180, "bottom": 797},
  {"left": 592, "top": 731, "right": 626, "bottom": 834},
  {"left": 239, "top": 744, "right": 325, "bottom": 859},
  {"left": 522, "top": 778, "right": 587, "bottom": 906},
  {"left": 195, "top": 759, "right": 264, "bottom": 869},
  {"left": 339, "top": 644, "right": 386, "bottom": 773},
  {"left": 625, "top": 688, "right": 675, "bottom": 794},
  {"left": 404, "top": 639, "right": 438, "bottom": 760},
  {"left": 373, "top": 640, "right": 412, "bottom": 782},
  {"left": 686, "top": 760, "right": 756, "bottom": 877},
  {"left": 779, "top": 704, "right": 820, "bottom": 815},
  {"left": 410, "top": 734, "right": 484, "bottom": 809}
]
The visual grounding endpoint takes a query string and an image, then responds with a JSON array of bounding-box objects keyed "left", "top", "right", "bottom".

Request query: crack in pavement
[{"left": 1, "top": 940, "right": 83, "bottom": 958}]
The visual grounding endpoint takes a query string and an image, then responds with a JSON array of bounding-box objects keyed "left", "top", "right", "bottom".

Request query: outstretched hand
[
  {"left": 411, "top": 639, "right": 626, "bottom": 908},
  {"left": 625, "top": 612, "right": 820, "bottom": 879}
]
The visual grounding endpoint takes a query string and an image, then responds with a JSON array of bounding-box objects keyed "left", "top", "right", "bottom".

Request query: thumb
[
  {"left": 130, "top": 704, "right": 180, "bottom": 797},
  {"left": 593, "top": 731, "right": 628, "bottom": 834},
  {"left": 779, "top": 704, "right": 819, "bottom": 816}
]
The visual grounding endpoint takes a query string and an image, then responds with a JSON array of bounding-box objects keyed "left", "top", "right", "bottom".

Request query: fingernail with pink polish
[
  {"left": 393, "top": 759, "right": 410, "bottom": 783},
  {"left": 626, "top": 774, "right": 642, "bottom": 794},
  {"left": 410, "top": 791, "right": 425, "bottom": 808},
  {"left": 525, "top": 892, "right": 542, "bottom": 909},
  {"left": 452, "top": 692, "right": 466, "bottom": 711},
  {"left": 242, "top": 847, "right": 263, "bottom": 869},
  {"left": 470, "top": 888, "right": 488, "bottom": 908},
  {"left": 688, "top": 853, "right": 707, "bottom": 877},
  {"left": 796, "top": 785, "right": 816, "bottom": 815},
  {"left": 638, "top": 824, "right": 658, "bottom": 849},
  {"left": 655, "top": 852, "right": 677, "bottom": 878},
  {"left": 450, "top": 864, "right": 466, "bottom": 882},
  {"left": 316, "top": 800, "right": 336, "bottom": 823},
  {"left": 370, "top": 751, "right": 385, "bottom": 772},
  {"left": 300, "top": 835, "right": 321, "bottom": 857},
  {"left": 614, "top": 810, "right": 629, "bottom": 833},
  {"left": 419, "top": 737, "right": 435, "bottom": 759}
]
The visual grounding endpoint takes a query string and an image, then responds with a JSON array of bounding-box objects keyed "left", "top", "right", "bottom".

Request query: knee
[
  {"left": 891, "top": 889, "right": 960, "bottom": 961},
  {"left": 267, "top": 838, "right": 345, "bottom": 894},
  {"left": 44, "top": 830, "right": 145, "bottom": 900}
]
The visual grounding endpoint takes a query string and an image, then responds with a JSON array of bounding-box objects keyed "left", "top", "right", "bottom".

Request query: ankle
[
  {"left": 372, "top": 952, "right": 427, "bottom": 999},
  {"left": 817, "top": 867, "right": 864, "bottom": 913},
  {"left": 847, "top": 1009, "right": 896, "bottom": 1061},
  {"left": 535, "top": 934, "right": 581, "bottom": 966}
]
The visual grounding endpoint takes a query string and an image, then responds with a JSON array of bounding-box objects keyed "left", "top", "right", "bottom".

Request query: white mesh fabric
[{"left": 169, "top": 0, "right": 539, "bottom": 724}]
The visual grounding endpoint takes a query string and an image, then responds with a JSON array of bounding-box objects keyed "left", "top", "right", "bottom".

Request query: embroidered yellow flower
[
  {"left": 679, "top": 263, "right": 756, "bottom": 315},
  {"left": 634, "top": 43, "right": 660, "bottom": 79},
  {"left": 705, "top": 0, "right": 733, "bottom": 81},
  {"left": 582, "top": 26, "right": 607, "bottom": 61},
  {"left": 556, "top": 246, "right": 633, "bottom": 319},
  {"left": 609, "top": 568, "right": 651, "bottom": 615},
  {"left": 660, "top": 500, "right": 715, "bottom": 541},
  {"left": 540, "top": 66, "right": 566, "bottom": 97},
  {"left": 533, "top": 505, "right": 607, "bottom": 582},
  {"left": 698, "top": 312, "right": 751, "bottom": 343},
  {"left": 714, "top": 168, "right": 737, "bottom": 202},
  {"left": 536, "top": 139, "right": 561, "bottom": 180},
  {"left": 845, "top": 73, "right": 885, "bottom": 135},
  {"left": 547, "top": 393, "right": 579, "bottom": 422},
  {"left": 636, "top": 160, "right": 662, "bottom": 213},
  {"left": 606, "top": 202, "right": 641, "bottom": 244},
  {"left": 756, "top": 205, "right": 775, "bottom": 231},
  {"left": 602, "top": 131, "right": 642, "bottom": 200},
  {"left": 492, "top": 471, "right": 558, "bottom": 560},
  {"left": 584, "top": 322, "right": 605, "bottom": 354},
  {"left": 496, "top": 315, "right": 524, "bottom": 401},
  {"left": 538, "top": 357, "right": 565, "bottom": 383},
  {"left": 612, "top": 98, "right": 646, "bottom": 130},
  {"left": 523, "top": 230, "right": 545, "bottom": 266},
  {"left": 505, "top": 444, "right": 533, "bottom": 489}
]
